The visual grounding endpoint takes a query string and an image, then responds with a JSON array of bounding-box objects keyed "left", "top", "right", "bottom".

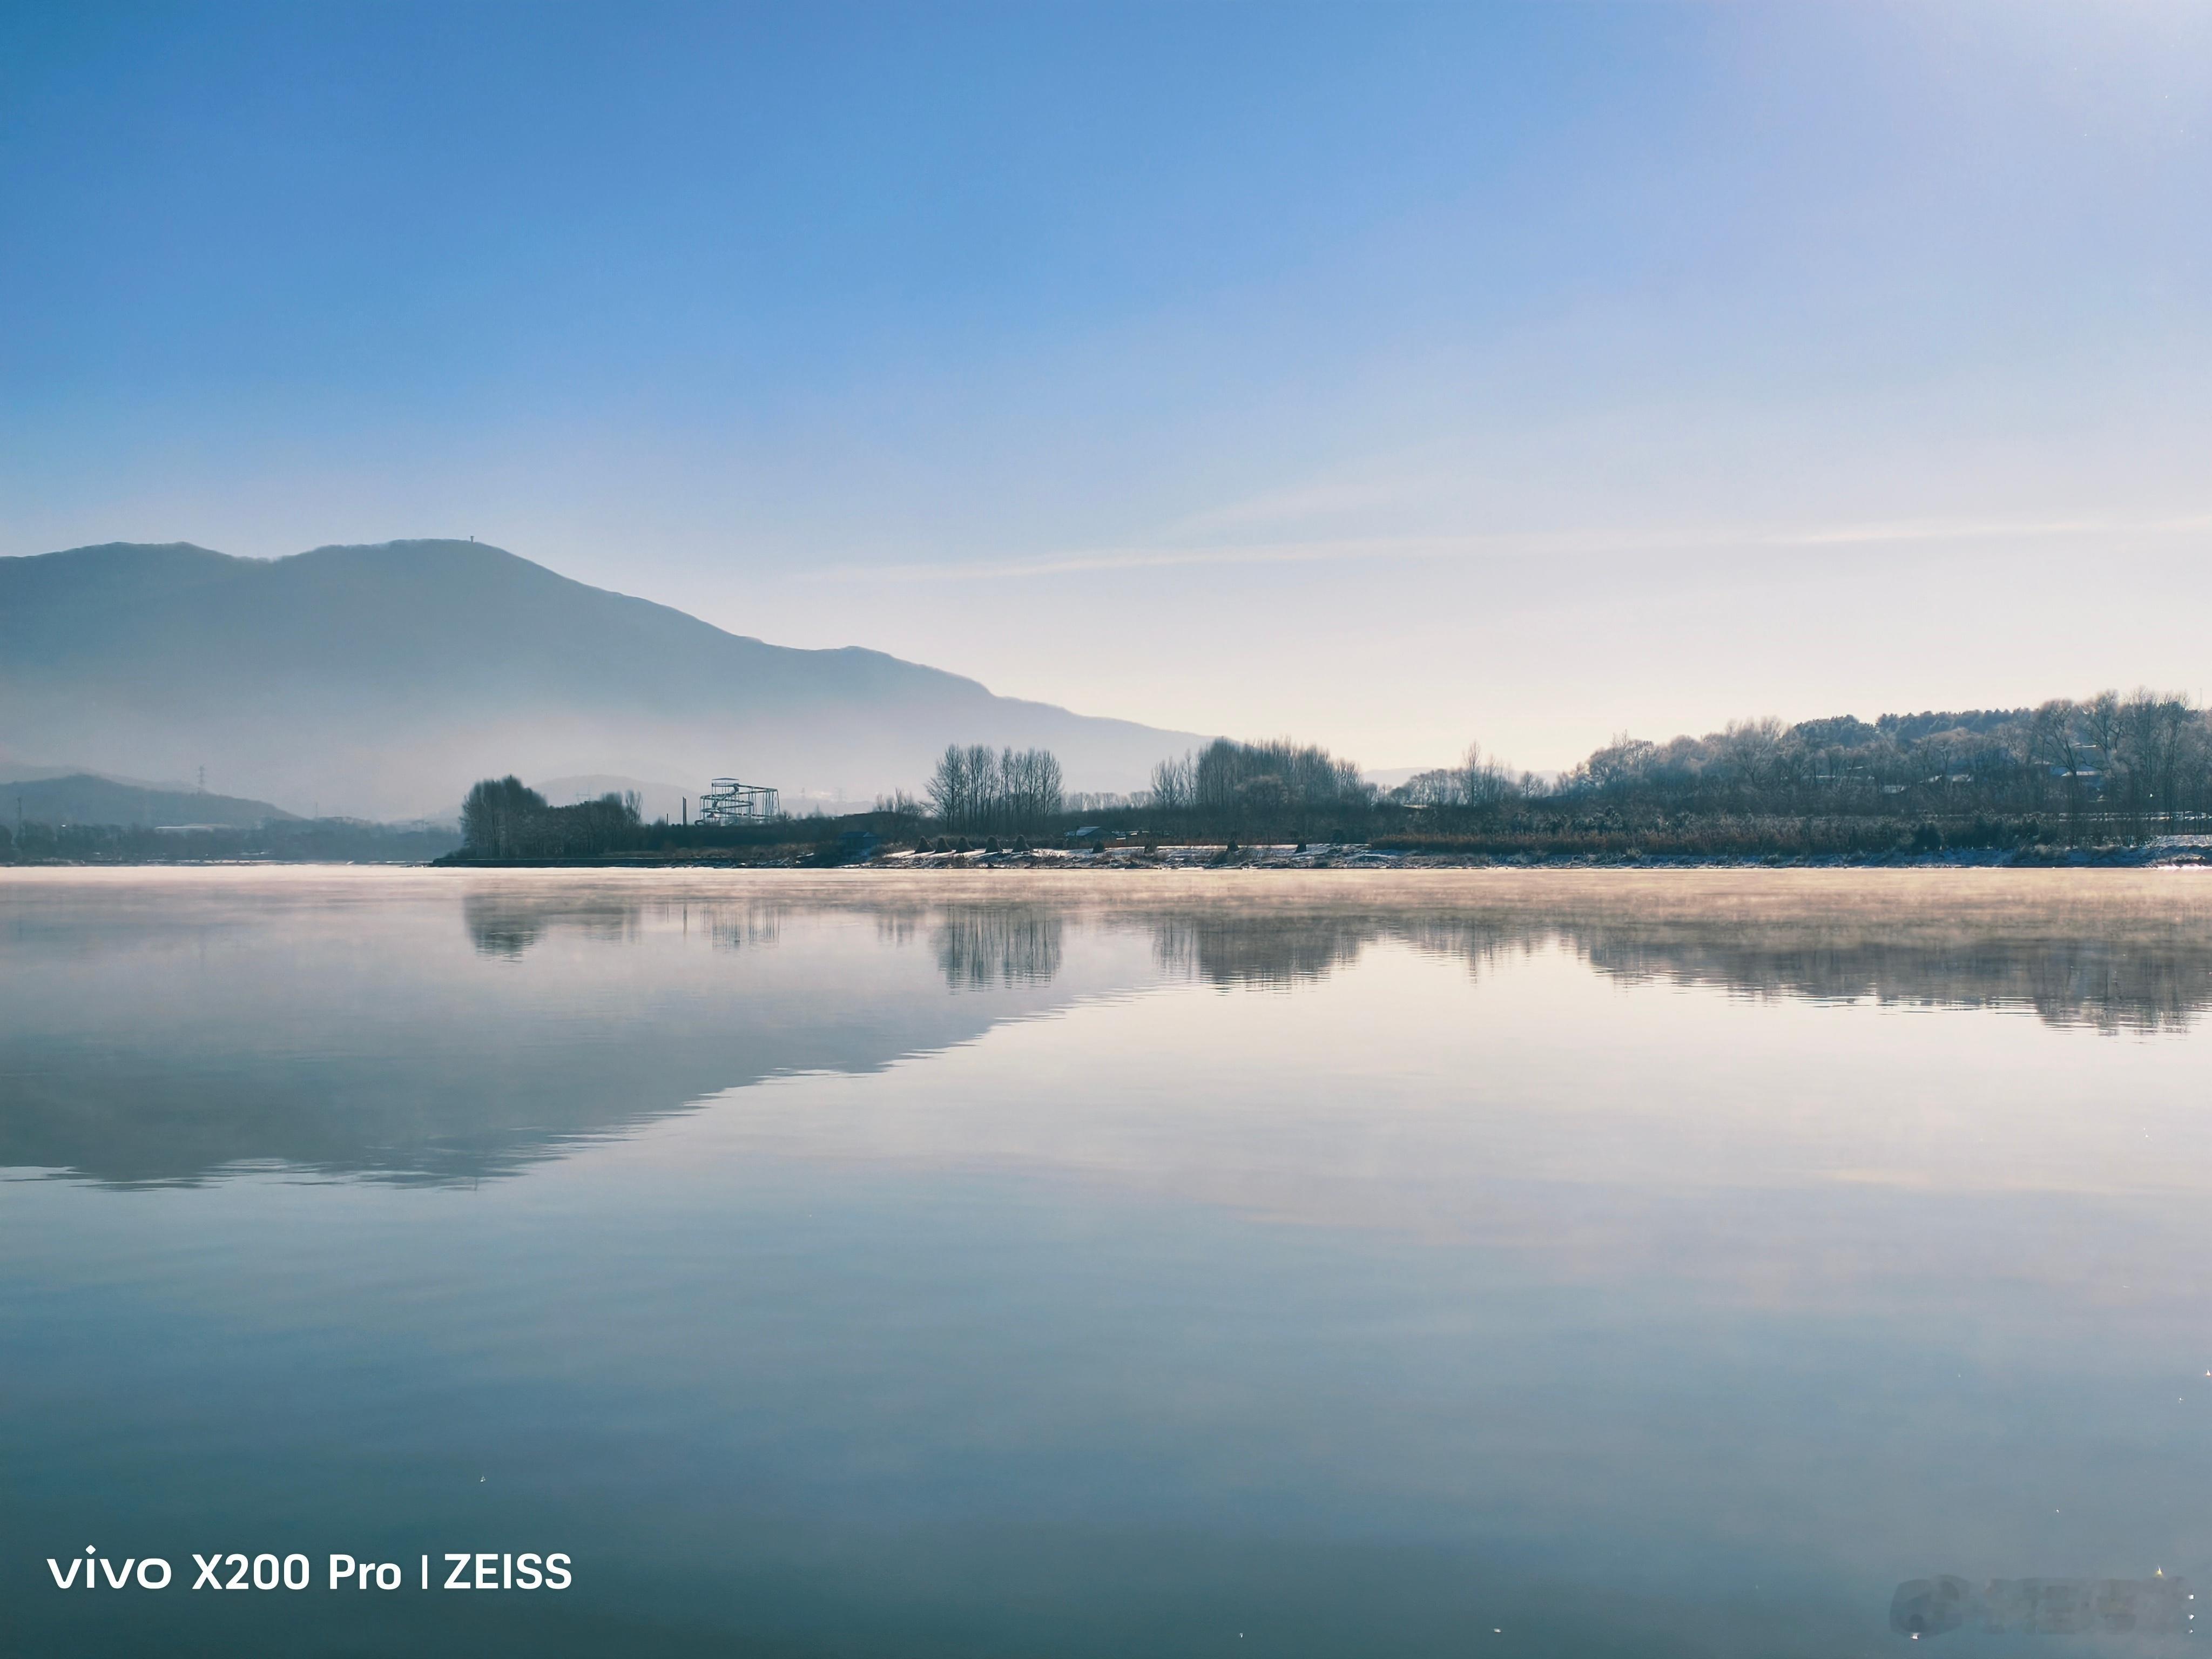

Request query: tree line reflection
[
  {"left": 12, "top": 875, "right": 2196, "bottom": 1189},
  {"left": 467, "top": 882, "right": 2212, "bottom": 1033}
]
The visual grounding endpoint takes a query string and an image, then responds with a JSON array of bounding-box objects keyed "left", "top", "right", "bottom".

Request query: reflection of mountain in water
[
  {"left": 6, "top": 874, "right": 2206, "bottom": 1188},
  {"left": 0, "top": 886, "right": 1127, "bottom": 1187}
]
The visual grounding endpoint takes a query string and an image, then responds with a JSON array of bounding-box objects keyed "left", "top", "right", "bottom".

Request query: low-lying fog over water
[{"left": 5, "top": 868, "right": 2210, "bottom": 1656}]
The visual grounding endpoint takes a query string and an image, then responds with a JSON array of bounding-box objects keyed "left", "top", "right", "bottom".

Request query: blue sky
[{"left": 5, "top": 1, "right": 2210, "bottom": 770}]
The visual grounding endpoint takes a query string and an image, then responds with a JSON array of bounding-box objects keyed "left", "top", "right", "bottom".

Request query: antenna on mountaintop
[{"left": 197, "top": 765, "right": 205, "bottom": 794}]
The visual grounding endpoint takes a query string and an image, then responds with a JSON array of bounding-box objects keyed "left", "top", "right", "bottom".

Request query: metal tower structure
[{"left": 697, "top": 777, "right": 779, "bottom": 824}]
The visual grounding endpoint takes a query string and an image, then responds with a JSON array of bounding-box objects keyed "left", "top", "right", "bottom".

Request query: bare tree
[
  {"left": 964, "top": 745, "right": 1001, "bottom": 830},
  {"left": 1001, "top": 747, "right": 1063, "bottom": 828},
  {"left": 1149, "top": 752, "right": 1195, "bottom": 812},
  {"left": 2026, "top": 699, "right": 2086, "bottom": 841},
  {"left": 1718, "top": 717, "right": 1787, "bottom": 804},
  {"left": 926, "top": 744, "right": 1060, "bottom": 831},
  {"left": 925, "top": 744, "right": 969, "bottom": 828},
  {"left": 874, "top": 788, "right": 923, "bottom": 823},
  {"left": 1458, "top": 741, "right": 1523, "bottom": 809}
]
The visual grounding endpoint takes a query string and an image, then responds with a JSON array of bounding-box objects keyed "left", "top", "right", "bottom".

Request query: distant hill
[
  {"left": 1, "top": 772, "right": 295, "bottom": 829},
  {"left": 0, "top": 540, "right": 1208, "bottom": 820}
]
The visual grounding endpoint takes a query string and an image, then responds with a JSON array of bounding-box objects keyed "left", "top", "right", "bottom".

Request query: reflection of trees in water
[
  {"left": 463, "top": 893, "right": 644, "bottom": 956},
  {"left": 1134, "top": 906, "right": 2212, "bottom": 1034},
  {"left": 464, "top": 893, "right": 768, "bottom": 957},
  {"left": 463, "top": 891, "right": 1060, "bottom": 990},
  {"left": 1572, "top": 929, "right": 2212, "bottom": 1035},
  {"left": 933, "top": 906, "right": 1064, "bottom": 990},
  {"left": 1141, "top": 914, "right": 1543, "bottom": 996},
  {"left": 463, "top": 899, "right": 544, "bottom": 958},
  {"left": 1148, "top": 915, "right": 1381, "bottom": 989},
  {"left": 692, "top": 904, "right": 779, "bottom": 953},
  {"left": 459, "top": 879, "right": 2212, "bottom": 1031}
]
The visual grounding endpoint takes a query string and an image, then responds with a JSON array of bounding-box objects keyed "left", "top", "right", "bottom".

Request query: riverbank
[
  {"left": 428, "top": 836, "right": 2212, "bottom": 872},
  {"left": 14, "top": 834, "right": 2207, "bottom": 872}
]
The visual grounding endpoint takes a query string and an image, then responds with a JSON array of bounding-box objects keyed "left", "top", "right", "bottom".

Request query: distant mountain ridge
[
  {"left": 0, "top": 540, "right": 1207, "bottom": 820},
  {"left": 2, "top": 772, "right": 295, "bottom": 830}
]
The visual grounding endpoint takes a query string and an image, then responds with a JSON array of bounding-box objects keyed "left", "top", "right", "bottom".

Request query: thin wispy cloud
[
  {"left": 808, "top": 511, "right": 2212, "bottom": 584},
  {"left": 1770, "top": 513, "right": 2212, "bottom": 547},
  {"left": 1162, "top": 476, "right": 1429, "bottom": 534}
]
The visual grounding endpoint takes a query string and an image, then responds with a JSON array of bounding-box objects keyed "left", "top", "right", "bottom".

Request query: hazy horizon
[
  {"left": 7, "top": 3, "right": 2211, "bottom": 773},
  {"left": 5, "top": 535, "right": 2190, "bottom": 820}
]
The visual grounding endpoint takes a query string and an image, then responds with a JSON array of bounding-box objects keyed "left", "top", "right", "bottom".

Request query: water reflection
[
  {"left": 934, "top": 904, "right": 1065, "bottom": 988},
  {"left": 0, "top": 882, "right": 1124, "bottom": 1186},
  {"left": 1149, "top": 911, "right": 1375, "bottom": 987},
  {"left": 3, "top": 873, "right": 2207, "bottom": 1190},
  {"left": 1135, "top": 884, "right": 2212, "bottom": 1033},
  {"left": 453, "top": 874, "right": 2212, "bottom": 1032},
  {"left": 464, "top": 890, "right": 776, "bottom": 955},
  {"left": 6, "top": 868, "right": 2212, "bottom": 1659}
]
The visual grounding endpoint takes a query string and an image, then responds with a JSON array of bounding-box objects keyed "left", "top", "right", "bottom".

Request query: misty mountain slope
[
  {"left": 0, "top": 774, "right": 294, "bottom": 829},
  {"left": 0, "top": 540, "right": 1203, "bottom": 819}
]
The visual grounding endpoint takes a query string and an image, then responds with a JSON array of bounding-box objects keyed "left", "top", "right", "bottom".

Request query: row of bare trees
[
  {"left": 2026, "top": 691, "right": 2211, "bottom": 839},
  {"left": 924, "top": 745, "right": 1065, "bottom": 832},
  {"left": 1546, "top": 690, "right": 2212, "bottom": 841},
  {"left": 1391, "top": 743, "right": 1536, "bottom": 811},
  {"left": 1146, "top": 737, "right": 1374, "bottom": 836},
  {"left": 1117, "top": 691, "right": 2209, "bottom": 847}
]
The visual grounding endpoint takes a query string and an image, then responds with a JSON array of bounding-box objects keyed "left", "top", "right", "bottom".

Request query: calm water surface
[{"left": 4, "top": 868, "right": 2211, "bottom": 1657}]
